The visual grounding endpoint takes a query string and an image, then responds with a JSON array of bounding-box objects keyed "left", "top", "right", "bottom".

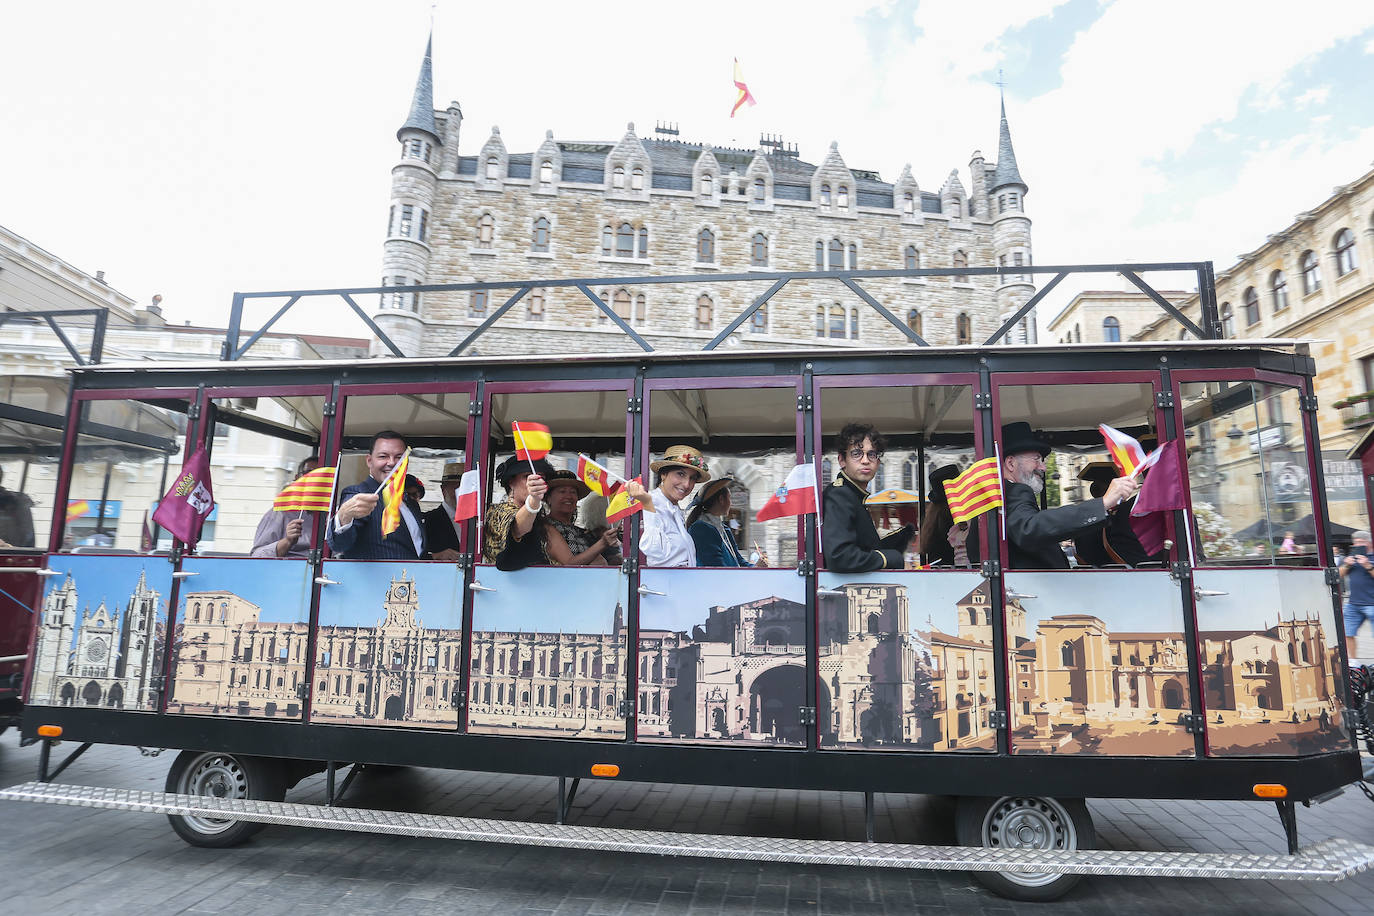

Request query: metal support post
[
  {"left": 37, "top": 740, "right": 92, "bottom": 783},
  {"left": 325, "top": 761, "right": 336, "bottom": 805},
  {"left": 1275, "top": 800, "right": 1299, "bottom": 855},
  {"left": 330, "top": 763, "right": 363, "bottom": 806},
  {"left": 864, "top": 790, "right": 876, "bottom": 843}
]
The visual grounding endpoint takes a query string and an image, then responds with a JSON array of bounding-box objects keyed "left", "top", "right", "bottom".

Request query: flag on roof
[
  {"left": 944, "top": 457, "right": 1003, "bottom": 525},
  {"left": 379, "top": 449, "right": 411, "bottom": 538},
  {"left": 731, "top": 59, "right": 756, "bottom": 118},
  {"left": 512, "top": 421, "right": 552, "bottom": 461},
  {"left": 756, "top": 464, "right": 817, "bottom": 522},
  {"left": 272, "top": 466, "right": 338, "bottom": 512}
]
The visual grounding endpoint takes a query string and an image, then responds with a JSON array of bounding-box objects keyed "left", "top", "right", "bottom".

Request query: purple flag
[
  {"left": 152, "top": 447, "right": 215, "bottom": 549},
  {"left": 1130, "top": 439, "right": 1184, "bottom": 555}
]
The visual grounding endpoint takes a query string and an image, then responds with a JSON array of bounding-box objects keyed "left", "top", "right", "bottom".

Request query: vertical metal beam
[
  {"left": 801, "top": 362, "right": 818, "bottom": 752},
  {"left": 230, "top": 295, "right": 302, "bottom": 360},
  {"left": 224, "top": 292, "right": 245, "bottom": 361},
  {"left": 864, "top": 790, "right": 876, "bottom": 842},
  {"left": 89, "top": 307, "right": 108, "bottom": 363},
  {"left": 1197, "top": 262, "right": 1222, "bottom": 339}
]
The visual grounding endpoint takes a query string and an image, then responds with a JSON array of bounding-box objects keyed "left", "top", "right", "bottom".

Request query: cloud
[{"left": 1294, "top": 85, "right": 1332, "bottom": 107}]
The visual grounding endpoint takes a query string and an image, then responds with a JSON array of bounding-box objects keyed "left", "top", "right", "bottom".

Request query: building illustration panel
[
  {"left": 29, "top": 555, "right": 169, "bottom": 712},
  {"left": 167, "top": 558, "right": 314, "bottom": 720},
  {"left": 467, "top": 567, "right": 626, "bottom": 739},
  {"left": 1006, "top": 571, "right": 1196, "bottom": 757},
  {"left": 1193, "top": 569, "right": 1346, "bottom": 756}
]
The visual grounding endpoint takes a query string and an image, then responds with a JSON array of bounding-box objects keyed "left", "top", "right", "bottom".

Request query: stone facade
[
  {"left": 372, "top": 41, "right": 1038, "bottom": 359},
  {"left": 1047, "top": 290, "right": 1191, "bottom": 345}
]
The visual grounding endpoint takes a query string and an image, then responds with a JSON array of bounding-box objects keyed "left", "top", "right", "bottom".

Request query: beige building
[
  {"left": 1046, "top": 289, "right": 1190, "bottom": 346},
  {"left": 371, "top": 39, "right": 1039, "bottom": 360}
]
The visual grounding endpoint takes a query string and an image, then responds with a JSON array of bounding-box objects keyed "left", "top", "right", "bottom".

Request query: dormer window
[
  {"left": 903, "top": 192, "right": 914, "bottom": 215},
  {"left": 539, "top": 160, "right": 553, "bottom": 186},
  {"left": 753, "top": 178, "right": 766, "bottom": 201},
  {"left": 485, "top": 156, "right": 500, "bottom": 179},
  {"left": 403, "top": 138, "right": 431, "bottom": 163},
  {"left": 819, "top": 184, "right": 831, "bottom": 208},
  {"left": 613, "top": 166, "right": 625, "bottom": 189},
  {"left": 837, "top": 185, "right": 849, "bottom": 208},
  {"left": 700, "top": 174, "right": 713, "bottom": 198},
  {"left": 631, "top": 167, "right": 644, "bottom": 190}
]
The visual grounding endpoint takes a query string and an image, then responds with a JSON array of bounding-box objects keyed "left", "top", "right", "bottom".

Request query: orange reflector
[
  {"left": 1253, "top": 784, "right": 1288, "bottom": 799},
  {"left": 590, "top": 763, "right": 620, "bottom": 778},
  {"left": 37, "top": 725, "right": 63, "bottom": 738}
]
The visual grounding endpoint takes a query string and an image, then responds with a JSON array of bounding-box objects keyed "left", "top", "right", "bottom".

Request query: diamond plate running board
[{"left": 3, "top": 781, "right": 1373, "bottom": 881}]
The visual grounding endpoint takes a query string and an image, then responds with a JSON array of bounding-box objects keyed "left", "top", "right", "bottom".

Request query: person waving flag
[{"left": 378, "top": 449, "right": 411, "bottom": 537}]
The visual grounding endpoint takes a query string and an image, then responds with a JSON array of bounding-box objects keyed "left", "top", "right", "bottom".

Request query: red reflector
[{"left": 590, "top": 763, "right": 620, "bottom": 778}]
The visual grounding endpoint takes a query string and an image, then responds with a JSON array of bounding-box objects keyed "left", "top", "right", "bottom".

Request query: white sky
[{"left": 3, "top": 0, "right": 1372, "bottom": 338}]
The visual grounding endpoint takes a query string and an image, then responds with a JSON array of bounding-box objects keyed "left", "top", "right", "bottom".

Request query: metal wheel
[
  {"left": 955, "top": 795, "right": 1094, "bottom": 902},
  {"left": 164, "top": 751, "right": 283, "bottom": 847}
]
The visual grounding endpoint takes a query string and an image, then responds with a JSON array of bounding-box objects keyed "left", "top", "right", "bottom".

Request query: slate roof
[
  {"left": 398, "top": 34, "right": 439, "bottom": 142},
  {"left": 991, "top": 98, "right": 1024, "bottom": 191}
]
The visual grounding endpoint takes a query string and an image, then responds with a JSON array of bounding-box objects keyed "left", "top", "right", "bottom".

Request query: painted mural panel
[
  {"left": 637, "top": 569, "right": 807, "bottom": 746},
  {"left": 1005, "top": 571, "right": 1195, "bottom": 757},
  {"left": 166, "top": 558, "right": 313, "bottom": 719},
  {"left": 1194, "top": 568, "right": 1346, "bottom": 756},
  {"left": 818, "top": 571, "right": 995, "bottom": 751},
  {"left": 468, "top": 567, "right": 626, "bottom": 739},
  {"left": 311, "top": 562, "right": 463, "bottom": 730},
  {"left": 29, "top": 555, "right": 170, "bottom": 712}
]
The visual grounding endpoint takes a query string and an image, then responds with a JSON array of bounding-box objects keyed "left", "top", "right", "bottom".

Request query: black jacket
[
  {"left": 822, "top": 473, "right": 914, "bottom": 572},
  {"left": 1003, "top": 482, "right": 1108, "bottom": 570},
  {"left": 422, "top": 505, "right": 463, "bottom": 556},
  {"left": 1073, "top": 497, "right": 1161, "bottom": 567}
]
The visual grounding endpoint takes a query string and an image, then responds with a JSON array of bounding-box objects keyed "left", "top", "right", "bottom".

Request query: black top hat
[
  {"left": 495, "top": 455, "right": 556, "bottom": 486},
  {"left": 928, "top": 464, "right": 961, "bottom": 504},
  {"left": 1077, "top": 460, "right": 1118, "bottom": 483},
  {"left": 404, "top": 474, "right": 425, "bottom": 498},
  {"left": 1000, "top": 422, "right": 1051, "bottom": 457}
]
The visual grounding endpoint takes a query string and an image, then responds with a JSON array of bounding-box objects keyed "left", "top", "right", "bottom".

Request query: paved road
[{"left": 2, "top": 728, "right": 1372, "bottom": 915}]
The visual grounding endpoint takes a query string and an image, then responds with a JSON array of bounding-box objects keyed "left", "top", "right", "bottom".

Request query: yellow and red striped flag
[
  {"left": 731, "top": 59, "right": 756, "bottom": 118},
  {"left": 1099, "top": 424, "right": 1163, "bottom": 478},
  {"left": 512, "top": 421, "right": 552, "bottom": 461},
  {"left": 606, "top": 478, "right": 645, "bottom": 524},
  {"left": 66, "top": 500, "right": 91, "bottom": 522},
  {"left": 379, "top": 450, "right": 411, "bottom": 538},
  {"left": 271, "top": 466, "right": 338, "bottom": 512},
  {"left": 945, "top": 457, "right": 1003, "bottom": 525},
  {"left": 576, "top": 453, "right": 620, "bottom": 497}
]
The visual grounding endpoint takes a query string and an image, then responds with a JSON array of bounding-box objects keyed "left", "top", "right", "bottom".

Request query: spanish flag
[
  {"left": 271, "top": 466, "right": 338, "bottom": 512},
  {"left": 66, "top": 500, "right": 91, "bottom": 522},
  {"left": 512, "top": 421, "right": 552, "bottom": 461},
  {"left": 379, "top": 449, "right": 411, "bottom": 538},
  {"left": 606, "top": 478, "right": 645, "bottom": 524},
  {"left": 945, "top": 457, "right": 1003, "bottom": 525},
  {"left": 1099, "top": 424, "right": 1165, "bottom": 479},
  {"left": 577, "top": 453, "right": 618, "bottom": 497},
  {"left": 731, "top": 59, "right": 756, "bottom": 118}
]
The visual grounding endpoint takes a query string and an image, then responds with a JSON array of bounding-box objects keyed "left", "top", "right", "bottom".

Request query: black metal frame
[
  {"left": 0, "top": 308, "right": 109, "bottom": 366},
  {"left": 219, "top": 262, "right": 1223, "bottom": 360}
]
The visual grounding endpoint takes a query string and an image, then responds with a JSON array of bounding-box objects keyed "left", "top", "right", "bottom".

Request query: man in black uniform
[
  {"left": 1000, "top": 422, "right": 1137, "bottom": 569},
  {"left": 822, "top": 423, "right": 915, "bottom": 572},
  {"left": 1072, "top": 461, "right": 1161, "bottom": 567}
]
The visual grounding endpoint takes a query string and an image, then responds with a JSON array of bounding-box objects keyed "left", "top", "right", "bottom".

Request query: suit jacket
[
  {"left": 1003, "top": 482, "right": 1107, "bottom": 570},
  {"left": 822, "top": 473, "right": 914, "bottom": 572},
  {"left": 327, "top": 480, "right": 425, "bottom": 560},
  {"left": 423, "top": 504, "right": 462, "bottom": 556}
]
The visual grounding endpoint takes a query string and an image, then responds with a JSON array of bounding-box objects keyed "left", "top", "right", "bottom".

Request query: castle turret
[
  {"left": 990, "top": 98, "right": 1036, "bottom": 344},
  {"left": 375, "top": 33, "right": 442, "bottom": 357},
  {"left": 32, "top": 573, "right": 79, "bottom": 703}
]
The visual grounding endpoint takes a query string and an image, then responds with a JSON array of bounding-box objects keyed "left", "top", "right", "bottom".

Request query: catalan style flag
[
  {"left": 512, "top": 421, "right": 552, "bottom": 461},
  {"left": 731, "top": 58, "right": 756, "bottom": 118},
  {"left": 945, "top": 457, "right": 1003, "bottom": 525},
  {"left": 271, "top": 466, "right": 338, "bottom": 512},
  {"left": 379, "top": 449, "right": 411, "bottom": 538},
  {"left": 453, "top": 469, "right": 481, "bottom": 522},
  {"left": 606, "top": 478, "right": 646, "bottom": 524},
  {"left": 756, "top": 464, "right": 818, "bottom": 522},
  {"left": 576, "top": 453, "right": 623, "bottom": 498},
  {"left": 1099, "top": 424, "right": 1152, "bottom": 478}
]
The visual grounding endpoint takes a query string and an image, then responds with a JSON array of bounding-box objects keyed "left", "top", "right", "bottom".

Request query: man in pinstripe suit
[{"left": 328, "top": 431, "right": 427, "bottom": 560}]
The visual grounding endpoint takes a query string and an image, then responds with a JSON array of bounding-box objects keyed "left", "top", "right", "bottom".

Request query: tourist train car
[{"left": 5, "top": 264, "right": 1371, "bottom": 901}]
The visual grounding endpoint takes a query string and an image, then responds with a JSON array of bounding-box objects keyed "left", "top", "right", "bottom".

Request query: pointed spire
[
  {"left": 398, "top": 32, "right": 440, "bottom": 143},
  {"left": 991, "top": 96, "right": 1024, "bottom": 191}
]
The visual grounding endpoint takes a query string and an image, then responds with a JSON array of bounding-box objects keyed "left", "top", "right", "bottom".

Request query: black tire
[
  {"left": 954, "top": 795, "right": 1094, "bottom": 902},
  {"left": 164, "top": 751, "right": 285, "bottom": 848}
]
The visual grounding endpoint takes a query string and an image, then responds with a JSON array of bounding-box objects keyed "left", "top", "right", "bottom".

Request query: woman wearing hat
[
  {"left": 545, "top": 469, "right": 622, "bottom": 566},
  {"left": 483, "top": 455, "right": 572, "bottom": 570},
  {"left": 624, "top": 445, "right": 708, "bottom": 567},
  {"left": 686, "top": 477, "right": 769, "bottom": 568}
]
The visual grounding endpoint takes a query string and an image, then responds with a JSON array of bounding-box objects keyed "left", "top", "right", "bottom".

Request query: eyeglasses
[{"left": 847, "top": 448, "right": 883, "bottom": 462}]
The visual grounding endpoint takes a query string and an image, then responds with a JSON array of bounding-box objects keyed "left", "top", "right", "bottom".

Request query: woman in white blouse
[{"left": 623, "top": 444, "right": 709, "bottom": 567}]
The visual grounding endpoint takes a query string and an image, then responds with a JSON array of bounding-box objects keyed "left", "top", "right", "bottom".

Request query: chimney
[
  {"left": 137, "top": 293, "right": 167, "bottom": 327},
  {"left": 95, "top": 270, "right": 106, "bottom": 283}
]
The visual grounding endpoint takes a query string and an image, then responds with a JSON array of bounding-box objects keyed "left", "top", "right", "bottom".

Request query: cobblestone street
[{"left": 2, "top": 729, "right": 1372, "bottom": 915}]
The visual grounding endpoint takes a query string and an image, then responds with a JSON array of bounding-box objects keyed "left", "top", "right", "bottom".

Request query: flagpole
[
  {"left": 512, "top": 421, "right": 538, "bottom": 477},
  {"left": 372, "top": 448, "right": 411, "bottom": 496},
  {"left": 579, "top": 453, "right": 627, "bottom": 487},
  {"left": 994, "top": 442, "right": 1007, "bottom": 543}
]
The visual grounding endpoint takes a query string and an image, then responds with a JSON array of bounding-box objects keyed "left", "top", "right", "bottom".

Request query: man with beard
[{"left": 1000, "top": 422, "right": 1137, "bottom": 569}]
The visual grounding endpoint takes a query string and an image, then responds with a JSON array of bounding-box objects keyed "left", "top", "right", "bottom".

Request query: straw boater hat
[
  {"left": 649, "top": 444, "right": 709, "bottom": 483},
  {"left": 440, "top": 461, "right": 464, "bottom": 482},
  {"left": 545, "top": 468, "right": 590, "bottom": 499},
  {"left": 690, "top": 476, "right": 734, "bottom": 509}
]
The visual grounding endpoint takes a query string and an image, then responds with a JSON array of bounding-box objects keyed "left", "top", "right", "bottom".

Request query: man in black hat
[
  {"left": 1072, "top": 461, "right": 1160, "bottom": 567},
  {"left": 1000, "top": 422, "right": 1137, "bottom": 569},
  {"left": 423, "top": 461, "right": 466, "bottom": 562}
]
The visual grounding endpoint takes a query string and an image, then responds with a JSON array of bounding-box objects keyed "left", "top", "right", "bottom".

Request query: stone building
[{"left": 371, "top": 38, "right": 1038, "bottom": 359}]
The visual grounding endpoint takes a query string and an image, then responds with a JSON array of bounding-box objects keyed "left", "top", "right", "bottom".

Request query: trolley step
[{"left": 4, "top": 780, "right": 1373, "bottom": 881}]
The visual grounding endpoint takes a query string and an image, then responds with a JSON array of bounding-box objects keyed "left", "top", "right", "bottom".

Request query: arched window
[
  {"left": 1220, "top": 302, "right": 1234, "bottom": 338},
  {"left": 906, "top": 308, "right": 922, "bottom": 336},
  {"left": 468, "top": 289, "right": 488, "bottom": 318},
  {"left": 903, "top": 192, "right": 915, "bottom": 215},
  {"left": 849, "top": 306, "right": 859, "bottom": 339},
  {"left": 527, "top": 288, "right": 545, "bottom": 322},
  {"left": 819, "top": 183, "right": 831, "bottom": 208},
  {"left": 902, "top": 455, "right": 919, "bottom": 490},
  {"left": 814, "top": 241, "right": 825, "bottom": 268},
  {"left": 750, "top": 304, "right": 767, "bottom": 334},
  {"left": 956, "top": 313, "right": 972, "bottom": 345},
  {"left": 1102, "top": 316, "right": 1121, "bottom": 342},
  {"left": 904, "top": 246, "right": 919, "bottom": 270},
  {"left": 631, "top": 167, "right": 644, "bottom": 190},
  {"left": 751, "top": 232, "right": 768, "bottom": 267},
  {"left": 847, "top": 243, "right": 857, "bottom": 269},
  {"left": 476, "top": 213, "right": 494, "bottom": 248},
  {"left": 531, "top": 217, "right": 550, "bottom": 253},
  {"left": 1061, "top": 641, "right": 1076, "bottom": 667},
  {"left": 828, "top": 238, "right": 843, "bottom": 270},
  {"left": 539, "top": 160, "right": 553, "bottom": 186},
  {"left": 192, "top": 602, "right": 201, "bottom": 622},
  {"left": 1335, "top": 228, "right": 1357, "bottom": 276},
  {"left": 485, "top": 156, "right": 499, "bottom": 179},
  {"left": 637, "top": 226, "right": 649, "bottom": 258},
  {"left": 697, "top": 228, "right": 715, "bottom": 263},
  {"left": 1073, "top": 324, "right": 1081, "bottom": 343},
  {"left": 700, "top": 174, "right": 713, "bottom": 198},
  {"left": 612, "top": 166, "right": 625, "bottom": 189},
  {"left": 815, "top": 306, "right": 826, "bottom": 338},
  {"left": 635, "top": 292, "right": 647, "bottom": 321},
  {"left": 952, "top": 249, "right": 969, "bottom": 269},
  {"left": 615, "top": 223, "right": 634, "bottom": 258},
  {"left": 752, "top": 178, "right": 766, "bottom": 201},
  {"left": 1270, "top": 270, "right": 1288, "bottom": 312},
  {"left": 695, "top": 295, "right": 713, "bottom": 330},
  {"left": 822, "top": 458, "right": 834, "bottom": 481},
  {"left": 612, "top": 289, "right": 632, "bottom": 320},
  {"left": 1242, "top": 287, "right": 1259, "bottom": 326},
  {"left": 601, "top": 226, "right": 613, "bottom": 257},
  {"left": 1300, "top": 249, "right": 1320, "bottom": 293},
  {"left": 837, "top": 185, "right": 849, "bottom": 208}
]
